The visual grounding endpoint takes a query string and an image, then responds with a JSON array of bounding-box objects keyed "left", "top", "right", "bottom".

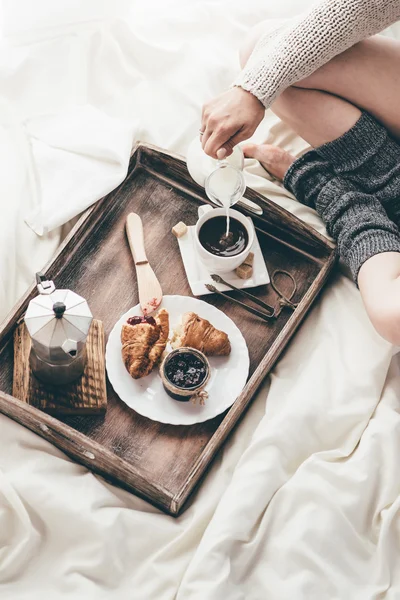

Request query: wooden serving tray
[{"left": 0, "top": 143, "right": 336, "bottom": 515}]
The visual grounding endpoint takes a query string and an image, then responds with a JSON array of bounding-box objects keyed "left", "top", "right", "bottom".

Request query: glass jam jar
[{"left": 160, "top": 347, "right": 210, "bottom": 402}]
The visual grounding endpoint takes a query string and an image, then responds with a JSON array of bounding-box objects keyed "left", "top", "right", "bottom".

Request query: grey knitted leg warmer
[
  {"left": 284, "top": 146, "right": 400, "bottom": 283},
  {"left": 316, "top": 111, "right": 400, "bottom": 226}
]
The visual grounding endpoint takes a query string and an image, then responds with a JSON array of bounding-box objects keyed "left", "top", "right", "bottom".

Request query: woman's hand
[{"left": 201, "top": 87, "right": 265, "bottom": 158}]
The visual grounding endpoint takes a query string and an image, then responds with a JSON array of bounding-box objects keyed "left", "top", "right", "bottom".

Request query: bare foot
[{"left": 243, "top": 143, "right": 295, "bottom": 181}]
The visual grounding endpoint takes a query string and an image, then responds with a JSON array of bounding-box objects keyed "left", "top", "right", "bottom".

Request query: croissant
[
  {"left": 121, "top": 308, "right": 169, "bottom": 379},
  {"left": 148, "top": 308, "right": 169, "bottom": 365},
  {"left": 171, "top": 312, "right": 231, "bottom": 356}
]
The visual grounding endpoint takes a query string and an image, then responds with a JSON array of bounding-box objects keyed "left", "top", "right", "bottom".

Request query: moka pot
[{"left": 24, "top": 273, "right": 93, "bottom": 385}]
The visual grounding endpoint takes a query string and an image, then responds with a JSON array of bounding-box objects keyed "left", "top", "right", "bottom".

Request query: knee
[
  {"left": 358, "top": 254, "right": 400, "bottom": 345},
  {"left": 239, "top": 23, "right": 264, "bottom": 68},
  {"left": 239, "top": 19, "right": 287, "bottom": 69},
  {"left": 367, "top": 303, "right": 400, "bottom": 346},
  {"left": 350, "top": 35, "right": 389, "bottom": 57}
]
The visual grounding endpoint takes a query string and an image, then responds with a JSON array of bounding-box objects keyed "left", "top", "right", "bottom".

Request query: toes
[
  {"left": 242, "top": 143, "right": 259, "bottom": 159},
  {"left": 242, "top": 143, "right": 295, "bottom": 181},
  {"left": 242, "top": 144, "right": 296, "bottom": 179},
  {"left": 243, "top": 143, "right": 278, "bottom": 162}
]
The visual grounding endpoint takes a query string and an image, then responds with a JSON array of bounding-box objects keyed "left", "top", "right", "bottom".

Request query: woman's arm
[
  {"left": 236, "top": 0, "right": 400, "bottom": 108},
  {"left": 201, "top": 0, "right": 400, "bottom": 158}
]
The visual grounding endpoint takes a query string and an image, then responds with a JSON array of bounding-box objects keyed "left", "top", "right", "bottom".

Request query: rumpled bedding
[{"left": 1, "top": 1, "right": 400, "bottom": 599}]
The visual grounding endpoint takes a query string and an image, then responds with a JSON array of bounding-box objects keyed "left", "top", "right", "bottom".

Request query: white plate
[
  {"left": 177, "top": 223, "right": 269, "bottom": 296},
  {"left": 105, "top": 295, "right": 249, "bottom": 425}
]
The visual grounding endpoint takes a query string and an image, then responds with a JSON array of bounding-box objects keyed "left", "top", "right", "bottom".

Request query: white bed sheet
[{"left": 1, "top": 1, "right": 400, "bottom": 599}]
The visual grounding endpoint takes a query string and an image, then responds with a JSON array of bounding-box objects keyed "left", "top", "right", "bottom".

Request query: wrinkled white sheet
[{"left": 1, "top": 1, "right": 400, "bottom": 599}]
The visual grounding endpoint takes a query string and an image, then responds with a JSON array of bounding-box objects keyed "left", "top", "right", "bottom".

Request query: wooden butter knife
[{"left": 126, "top": 212, "right": 163, "bottom": 314}]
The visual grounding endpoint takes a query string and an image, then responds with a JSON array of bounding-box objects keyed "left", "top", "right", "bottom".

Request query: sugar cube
[
  {"left": 172, "top": 222, "right": 188, "bottom": 238},
  {"left": 235, "top": 264, "right": 253, "bottom": 279},
  {"left": 243, "top": 252, "right": 254, "bottom": 267}
]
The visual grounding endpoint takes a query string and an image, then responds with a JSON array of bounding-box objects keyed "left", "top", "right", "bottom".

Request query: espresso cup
[{"left": 194, "top": 207, "right": 254, "bottom": 274}]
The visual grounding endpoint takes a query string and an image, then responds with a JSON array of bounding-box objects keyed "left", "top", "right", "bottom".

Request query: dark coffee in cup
[{"left": 199, "top": 216, "right": 249, "bottom": 257}]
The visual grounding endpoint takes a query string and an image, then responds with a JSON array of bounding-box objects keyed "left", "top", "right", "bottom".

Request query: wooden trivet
[{"left": 13, "top": 319, "right": 107, "bottom": 415}]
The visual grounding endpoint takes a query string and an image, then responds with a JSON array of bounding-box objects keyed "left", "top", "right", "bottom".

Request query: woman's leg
[
  {"left": 358, "top": 253, "right": 400, "bottom": 344},
  {"left": 295, "top": 36, "right": 400, "bottom": 140},
  {"left": 243, "top": 86, "right": 362, "bottom": 179},
  {"left": 239, "top": 43, "right": 400, "bottom": 344},
  {"left": 241, "top": 23, "right": 400, "bottom": 138}
]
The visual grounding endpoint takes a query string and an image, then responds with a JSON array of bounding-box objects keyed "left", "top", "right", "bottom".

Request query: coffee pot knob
[{"left": 53, "top": 302, "right": 66, "bottom": 318}]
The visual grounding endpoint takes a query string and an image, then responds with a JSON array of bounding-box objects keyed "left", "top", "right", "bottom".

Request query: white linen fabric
[{"left": 1, "top": 1, "right": 400, "bottom": 599}]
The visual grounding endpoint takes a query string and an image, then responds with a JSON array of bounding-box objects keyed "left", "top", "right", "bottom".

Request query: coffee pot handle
[{"left": 36, "top": 272, "right": 56, "bottom": 295}]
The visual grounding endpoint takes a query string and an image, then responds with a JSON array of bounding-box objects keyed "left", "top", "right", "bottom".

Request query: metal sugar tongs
[{"left": 205, "top": 270, "right": 299, "bottom": 321}]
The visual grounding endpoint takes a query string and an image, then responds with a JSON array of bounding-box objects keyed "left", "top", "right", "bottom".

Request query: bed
[{"left": 1, "top": 1, "right": 400, "bottom": 598}]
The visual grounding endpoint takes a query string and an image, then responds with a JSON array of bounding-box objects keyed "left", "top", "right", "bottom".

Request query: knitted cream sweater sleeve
[{"left": 235, "top": 0, "right": 400, "bottom": 108}]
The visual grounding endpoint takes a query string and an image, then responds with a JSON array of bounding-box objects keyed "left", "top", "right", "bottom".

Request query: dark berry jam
[
  {"left": 165, "top": 352, "right": 207, "bottom": 389},
  {"left": 127, "top": 315, "right": 156, "bottom": 326}
]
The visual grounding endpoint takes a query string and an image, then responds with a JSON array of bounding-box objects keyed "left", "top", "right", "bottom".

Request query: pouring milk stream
[
  {"left": 185, "top": 137, "right": 246, "bottom": 238},
  {"left": 205, "top": 164, "right": 239, "bottom": 236}
]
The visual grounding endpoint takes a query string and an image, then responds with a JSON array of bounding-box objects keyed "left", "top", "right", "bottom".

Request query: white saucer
[
  {"left": 177, "top": 220, "right": 270, "bottom": 296},
  {"left": 105, "top": 295, "right": 249, "bottom": 425}
]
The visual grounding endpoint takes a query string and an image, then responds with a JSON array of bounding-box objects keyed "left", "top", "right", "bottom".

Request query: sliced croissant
[
  {"left": 121, "top": 309, "right": 169, "bottom": 379},
  {"left": 171, "top": 311, "right": 231, "bottom": 356},
  {"left": 148, "top": 308, "right": 169, "bottom": 365}
]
